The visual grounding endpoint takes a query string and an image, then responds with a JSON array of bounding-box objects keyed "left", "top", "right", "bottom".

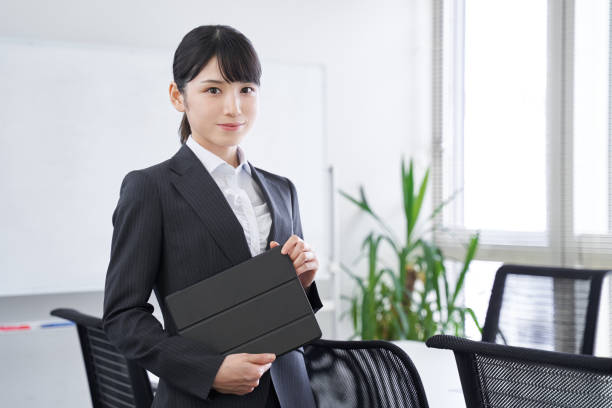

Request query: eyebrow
[{"left": 199, "top": 79, "right": 257, "bottom": 86}]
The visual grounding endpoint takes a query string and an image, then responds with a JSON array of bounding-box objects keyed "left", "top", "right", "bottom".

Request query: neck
[{"left": 192, "top": 134, "right": 239, "bottom": 168}]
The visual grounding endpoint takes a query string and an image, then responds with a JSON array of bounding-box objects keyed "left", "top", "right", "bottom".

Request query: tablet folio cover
[{"left": 165, "top": 246, "right": 321, "bottom": 356}]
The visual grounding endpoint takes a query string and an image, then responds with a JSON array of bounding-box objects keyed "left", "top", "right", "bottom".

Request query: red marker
[{"left": 0, "top": 325, "right": 31, "bottom": 331}]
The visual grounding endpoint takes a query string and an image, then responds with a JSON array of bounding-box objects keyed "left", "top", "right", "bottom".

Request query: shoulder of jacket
[
  {"left": 120, "top": 158, "right": 173, "bottom": 195},
  {"left": 125, "top": 157, "right": 173, "bottom": 180},
  {"left": 253, "top": 166, "right": 293, "bottom": 189}
]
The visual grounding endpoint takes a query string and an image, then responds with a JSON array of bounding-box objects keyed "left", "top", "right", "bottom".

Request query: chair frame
[
  {"left": 304, "top": 338, "right": 430, "bottom": 408},
  {"left": 50, "top": 308, "right": 154, "bottom": 408},
  {"left": 481, "top": 264, "right": 609, "bottom": 354},
  {"left": 426, "top": 334, "right": 612, "bottom": 408}
]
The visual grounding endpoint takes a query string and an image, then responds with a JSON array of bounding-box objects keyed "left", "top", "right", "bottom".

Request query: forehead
[{"left": 193, "top": 56, "right": 225, "bottom": 82}]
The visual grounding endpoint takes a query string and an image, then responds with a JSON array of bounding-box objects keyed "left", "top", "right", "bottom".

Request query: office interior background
[{"left": 1, "top": 0, "right": 611, "bottom": 406}]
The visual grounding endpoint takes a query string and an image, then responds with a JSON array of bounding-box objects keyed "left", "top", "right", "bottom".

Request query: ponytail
[{"left": 179, "top": 113, "right": 191, "bottom": 144}]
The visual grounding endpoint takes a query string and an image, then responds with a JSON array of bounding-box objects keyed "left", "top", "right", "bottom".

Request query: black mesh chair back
[
  {"left": 481, "top": 264, "right": 609, "bottom": 354},
  {"left": 303, "top": 338, "right": 429, "bottom": 408},
  {"left": 50, "top": 308, "right": 154, "bottom": 408},
  {"left": 427, "top": 334, "right": 612, "bottom": 408}
]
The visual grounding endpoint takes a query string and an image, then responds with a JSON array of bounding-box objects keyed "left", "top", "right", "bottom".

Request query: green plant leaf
[
  {"left": 450, "top": 232, "right": 480, "bottom": 307},
  {"left": 360, "top": 231, "right": 374, "bottom": 253},
  {"left": 368, "top": 236, "right": 383, "bottom": 287},
  {"left": 438, "top": 248, "right": 450, "bottom": 309},
  {"left": 392, "top": 299, "right": 411, "bottom": 338},
  {"left": 380, "top": 267, "right": 402, "bottom": 304},
  {"left": 379, "top": 233, "right": 400, "bottom": 255},
  {"left": 463, "top": 307, "right": 482, "bottom": 334},
  {"left": 422, "top": 302, "right": 437, "bottom": 340},
  {"left": 402, "top": 158, "right": 415, "bottom": 242},
  {"left": 342, "top": 269, "right": 366, "bottom": 292},
  {"left": 426, "top": 187, "right": 463, "bottom": 223},
  {"left": 338, "top": 188, "right": 372, "bottom": 214},
  {"left": 419, "top": 240, "right": 442, "bottom": 315},
  {"left": 411, "top": 167, "right": 429, "bottom": 235},
  {"left": 339, "top": 188, "right": 400, "bottom": 244},
  {"left": 361, "top": 289, "right": 376, "bottom": 339},
  {"left": 351, "top": 296, "right": 359, "bottom": 334}
]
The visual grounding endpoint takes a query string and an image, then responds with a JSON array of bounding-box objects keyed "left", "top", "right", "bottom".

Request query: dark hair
[{"left": 172, "top": 25, "right": 262, "bottom": 144}]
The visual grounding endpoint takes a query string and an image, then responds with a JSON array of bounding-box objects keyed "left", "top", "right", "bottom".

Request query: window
[
  {"left": 433, "top": 0, "right": 612, "bottom": 346},
  {"left": 463, "top": 0, "right": 547, "bottom": 234}
]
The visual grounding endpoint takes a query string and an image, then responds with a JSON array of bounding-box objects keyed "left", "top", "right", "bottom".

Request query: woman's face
[{"left": 173, "top": 55, "right": 259, "bottom": 149}]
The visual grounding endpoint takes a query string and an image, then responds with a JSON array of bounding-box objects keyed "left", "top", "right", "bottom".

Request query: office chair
[
  {"left": 427, "top": 334, "right": 612, "bottom": 408},
  {"left": 481, "top": 264, "right": 609, "bottom": 354},
  {"left": 303, "top": 338, "right": 429, "bottom": 408},
  {"left": 50, "top": 308, "right": 154, "bottom": 408}
]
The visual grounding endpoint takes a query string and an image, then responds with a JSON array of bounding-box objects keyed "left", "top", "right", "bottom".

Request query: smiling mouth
[{"left": 217, "top": 123, "right": 245, "bottom": 131}]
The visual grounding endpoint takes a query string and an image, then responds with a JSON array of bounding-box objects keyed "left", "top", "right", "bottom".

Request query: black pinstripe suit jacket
[{"left": 102, "top": 144, "right": 323, "bottom": 407}]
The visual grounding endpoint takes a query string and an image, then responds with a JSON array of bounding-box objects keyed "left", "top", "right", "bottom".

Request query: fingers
[
  {"left": 214, "top": 353, "right": 276, "bottom": 397},
  {"left": 290, "top": 240, "right": 305, "bottom": 259},
  {"left": 293, "top": 241, "right": 313, "bottom": 259},
  {"left": 280, "top": 235, "right": 300, "bottom": 255},
  {"left": 296, "top": 259, "right": 319, "bottom": 274},
  {"left": 278, "top": 236, "right": 318, "bottom": 276},
  {"left": 244, "top": 353, "right": 276, "bottom": 365},
  {"left": 242, "top": 357, "right": 273, "bottom": 394},
  {"left": 256, "top": 363, "right": 273, "bottom": 376},
  {"left": 281, "top": 235, "right": 310, "bottom": 259},
  {"left": 244, "top": 365, "right": 270, "bottom": 382},
  {"left": 293, "top": 250, "right": 313, "bottom": 268}
]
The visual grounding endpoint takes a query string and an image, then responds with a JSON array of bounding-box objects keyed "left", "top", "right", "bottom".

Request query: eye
[
  {"left": 205, "top": 87, "right": 221, "bottom": 94},
  {"left": 241, "top": 86, "right": 256, "bottom": 94}
]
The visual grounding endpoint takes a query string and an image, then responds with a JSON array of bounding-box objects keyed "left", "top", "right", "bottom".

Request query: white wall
[{"left": 0, "top": 0, "right": 433, "bottom": 339}]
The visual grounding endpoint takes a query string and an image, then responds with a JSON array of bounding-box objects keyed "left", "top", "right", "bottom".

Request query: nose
[{"left": 223, "top": 91, "right": 241, "bottom": 117}]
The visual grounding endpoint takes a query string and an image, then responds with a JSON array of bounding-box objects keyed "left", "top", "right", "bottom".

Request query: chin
[{"left": 218, "top": 134, "right": 245, "bottom": 146}]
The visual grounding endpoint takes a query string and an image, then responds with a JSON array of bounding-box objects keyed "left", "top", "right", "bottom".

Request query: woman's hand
[
  {"left": 212, "top": 353, "right": 276, "bottom": 395},
  {"left": 270, "top": 235, "right": 319, "bottom": 289}
]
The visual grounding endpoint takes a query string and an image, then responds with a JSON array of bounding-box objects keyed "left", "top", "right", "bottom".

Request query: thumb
[
  {"left": 245, "top": 353, "right": 276, "bottom": 365},
  {"left": 270, "top": 241, "right": 279, "bottom": 248}
]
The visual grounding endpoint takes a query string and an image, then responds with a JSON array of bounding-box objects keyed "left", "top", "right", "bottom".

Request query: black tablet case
[{"left": 165, "top": 246, "right": 321, "bottom": 356}]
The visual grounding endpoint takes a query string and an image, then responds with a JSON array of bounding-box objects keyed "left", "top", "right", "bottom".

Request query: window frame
[{"left": 432, "top": 0, "right": 612, "bottom": 270}]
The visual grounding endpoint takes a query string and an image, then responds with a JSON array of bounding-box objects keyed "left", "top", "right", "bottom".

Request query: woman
[{"left": 103, "top": 25, "right": 323, "bottom": 408}]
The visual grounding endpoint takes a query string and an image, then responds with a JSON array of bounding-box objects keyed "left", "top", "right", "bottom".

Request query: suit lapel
[
  {"left": 248, "top": 162, "right": 290, "bottom": 250},
  {"left": 169, "top": 145, "right": 252, "bottom": 266}
]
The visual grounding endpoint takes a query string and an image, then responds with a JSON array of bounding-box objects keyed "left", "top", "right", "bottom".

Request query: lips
[
  {"left": 218, "top": 122, "right": 244, "bottom": 127},
  {"left": 217, "top": 122, "right": 245, "bottom": 131}
]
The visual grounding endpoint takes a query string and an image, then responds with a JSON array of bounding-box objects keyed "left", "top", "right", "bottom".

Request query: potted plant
[{"left": 339, "top": 158, "right": 480, "bottom": 341}]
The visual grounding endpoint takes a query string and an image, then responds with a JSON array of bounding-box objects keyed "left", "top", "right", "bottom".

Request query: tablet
[{"left": 165, "top": 245, "right": 321, "bottom": 356}]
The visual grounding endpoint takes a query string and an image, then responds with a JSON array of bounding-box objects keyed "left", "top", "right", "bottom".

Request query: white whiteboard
[{"left": 0, "top": 38, "right": 328, "bottom": 296}]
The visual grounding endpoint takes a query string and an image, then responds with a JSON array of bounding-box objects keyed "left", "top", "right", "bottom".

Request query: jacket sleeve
[
  {"left": 102, "top": 170, "right": 225, "bottom": 401},
  {"left": 287, "top": 177, "right": 324, "bottom": 314}
]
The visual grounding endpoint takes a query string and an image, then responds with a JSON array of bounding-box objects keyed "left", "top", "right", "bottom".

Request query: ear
[{"left": 169, "top": 81, "right": 186, "bottom": 112}]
